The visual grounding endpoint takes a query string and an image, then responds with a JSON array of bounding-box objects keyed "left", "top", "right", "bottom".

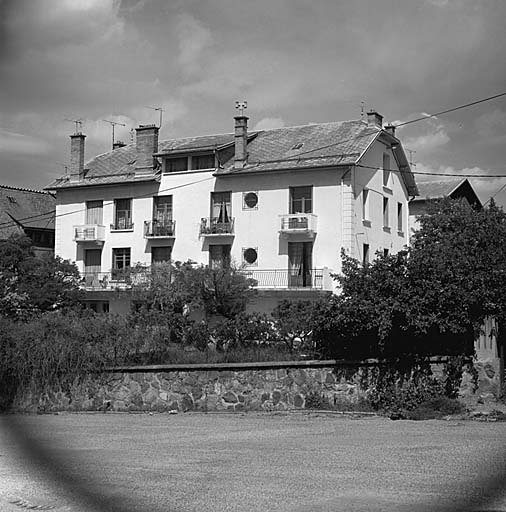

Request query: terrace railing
[
  {"left": 240, "top": 268, "right": 324, "bottom": 289},
  {"left": 73, "top": 224, "right": 105, "bottom": 243},
  {"left": 200, "top": 217, "right": 235, "bottom": 236},
  {"left": 144, "top": 220, "right": 176, "bottom": 238}
]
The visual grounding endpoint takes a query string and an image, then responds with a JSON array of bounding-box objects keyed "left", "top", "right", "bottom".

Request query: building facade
[{"left": 46, "top": 110, "right": 417, "bottom": 314}]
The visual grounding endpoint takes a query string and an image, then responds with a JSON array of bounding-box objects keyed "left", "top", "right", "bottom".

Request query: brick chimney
[
  {"left": 384, "top": 124, "right": 396, "bottom": 136},
  {"left": 234, "top": 115, "right": 248, "bottom": 169},
  {"left": 367, "top": 110, "right": 383, "bottom": 129},
  {"left": 69, "top": 133, "right": 86, "bottom": 182},
  {"left": 135, "top": 124, "right": 159, "bottom": 176}
]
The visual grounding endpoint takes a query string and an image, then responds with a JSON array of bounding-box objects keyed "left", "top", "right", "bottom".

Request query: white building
[{"left": 46, "top": 110, "right": 417, "bottom": 314}]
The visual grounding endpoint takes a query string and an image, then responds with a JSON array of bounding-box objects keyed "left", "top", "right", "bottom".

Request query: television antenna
[
  {"left": 65, "top": 118, "right": 83, "bottom": 133},
  {"left": 407, "top": 148, "right": 416, "bottom": 167},
  {"left": 235, "top": 100, "right": 248, "bottom": 116},
  {"left": 103, "top": 119, "right": 126, "bottom": 149},
  {"left": 146, "top": 106, "right": 165, "bottom": 128}
]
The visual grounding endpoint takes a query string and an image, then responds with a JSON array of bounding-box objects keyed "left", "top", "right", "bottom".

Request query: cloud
[
  {"left": 175, "top": 13, "right": 213, "bottom": 76},
  {"left": 0, "top": 130, "right": 52, "bottom": 155},
  {"left": 474, "top": 109, "right": 506, "bottom": 144},
  {"left": 404, "top": 125, "right": 450, "bottom": 152},
  {"left": 253, "top": 118, "right": 286, "bottom": 130}
]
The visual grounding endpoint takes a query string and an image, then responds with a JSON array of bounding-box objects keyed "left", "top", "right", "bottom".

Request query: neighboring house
[
  {"left": 45, "top": 110, "right": 417, "bottom": 314},
  {"left": 408, "top": 177, "right": 482, "bottom": 236},
  {"left": 0, "top": 185, "right": 55, "bottom": 256}
]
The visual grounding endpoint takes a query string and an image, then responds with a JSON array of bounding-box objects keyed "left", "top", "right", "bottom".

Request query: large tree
[
  {"left": 0, "top": 234, "right": 82, "bottom": 320},
  {"left": 314, "top": 198, "right": 506, "bottom": 359}
]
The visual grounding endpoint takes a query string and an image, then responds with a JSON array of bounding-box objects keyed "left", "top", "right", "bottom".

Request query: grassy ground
[{"left": 1, "top": 412, "right": 506, "bottom": 512}]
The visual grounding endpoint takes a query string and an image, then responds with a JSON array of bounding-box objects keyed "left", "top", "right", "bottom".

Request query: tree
[{"left": 0, "top": 234, "right": 82, "bottom": 320}]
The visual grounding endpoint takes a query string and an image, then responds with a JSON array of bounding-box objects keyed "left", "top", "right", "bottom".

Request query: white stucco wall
[{"left": 353, "top": 139, "right": 410, "bottom": 262}]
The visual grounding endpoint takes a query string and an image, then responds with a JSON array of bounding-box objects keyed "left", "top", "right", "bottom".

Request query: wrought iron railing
[
  {"left": 200, "top": 217, "right": 235, "bottom": 235},
  {"left": 110, "top": 219, "right": 134, "bottom": 230},
  {"left": 144, "top": 220, "right": 176, "bottom": 238},
  {"left": 239, "top": 268, "right": 324, "bottom": 289},
  {"left": 80, "top": 268, "right": 150, "bottom": 290}
]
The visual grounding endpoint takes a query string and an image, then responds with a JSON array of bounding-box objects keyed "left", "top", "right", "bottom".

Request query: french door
[{"left": 288, "top": 242, "right": 313, "bottom": 288}]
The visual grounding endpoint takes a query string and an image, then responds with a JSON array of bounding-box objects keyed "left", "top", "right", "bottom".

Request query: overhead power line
[{"left": 394, "top": 91, "right": 506, "bottom": 128}]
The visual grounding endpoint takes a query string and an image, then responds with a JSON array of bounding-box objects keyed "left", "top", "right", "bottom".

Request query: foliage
[
  {"left": 272, "top": 300, "right": 320, "bottom": 354},
  {"left": 405, "top": 397, "right": 465, "bottom": 420},
  {"left": 0, "top": 234, "right": 82, "bottom": 320}
]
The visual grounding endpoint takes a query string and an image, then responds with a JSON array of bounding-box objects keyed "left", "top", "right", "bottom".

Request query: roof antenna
[
  {"left": 103, "top": 119, "right": 126, "bottom": 149},
  {"left": 146, "top": 106, "right": 165, "bottom": 129},
  {"left": 235, "top": 100, "right": 248, "bottom": 116},
  {"left": 65, "top": 118, "right": 83, "bottom": 134},
  {"left": 407, "top": 148, "right": 416, "bottom": 167},
  {"left": 360, "top": 101, "right": 365, "bottom": 119}
]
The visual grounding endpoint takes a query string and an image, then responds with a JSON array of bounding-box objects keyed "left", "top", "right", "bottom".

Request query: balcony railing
[
  {"left": 80, "top": 268, "right": 150, "bottom": 290},
  {"left": 240, "top": 269, "right": 324, "bottom": 289},
  {"left": 279, "top": 213, "right": 317, "bottom": 235},
  {"left": 110, "top": 219, "right": 134, "bottom": 231},
  {"left": 73, "top": 224, "right": 105, "bottom": 243},
  {"left": 144, "top": 220, "right": 176, "bottom": 238},
  {"left": 200, "top": 217, "right": 235, "bottom": 236}
]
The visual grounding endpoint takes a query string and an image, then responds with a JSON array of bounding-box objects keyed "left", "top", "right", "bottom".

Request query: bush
[{"left": 405, "top": 397, "right": 465, "bottom": 420}]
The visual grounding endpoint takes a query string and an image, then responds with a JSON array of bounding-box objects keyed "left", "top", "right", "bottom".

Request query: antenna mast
[
  {"left": 103, "top": 119, "right": 126, "bottom": 149},
  {"left": 65, "top": 118, "right": 83, "bottom": 133},
  {"left": 146, "top": 106, "right": 165, "bottom": 129}
]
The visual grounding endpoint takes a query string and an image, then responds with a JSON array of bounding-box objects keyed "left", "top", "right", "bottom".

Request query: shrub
[{"left": 405, "top": 397, "right": 465, "bottom": 420}]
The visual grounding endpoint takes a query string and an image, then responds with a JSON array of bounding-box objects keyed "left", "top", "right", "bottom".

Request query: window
[
  {"left": 383, "top": 197, "right": 389, "bottom": 228},
  {"left": 383, "top": 153, "right": 390, "bottom": 187},
  {"left": 363, "top": 244, "right": 370, "bottom": 266},
  {"left": 362, "top": 189, "right": 369, "bottom": 220},
  {"left": 397, "top": 202, "right": 403, "bottom": 232},
  {"left": 153, "top": 196, "right": 172, "bottom": 223},
  {"left": 86, "top": 200, "right": 103, "bottom": 224},
  {"left": 152, "top": 246, "right": 172, "bottom": 264},
  {"left": 209, "top": 244, "right": 231, "bottom": 269},
  {"left": 383, "top": 248, "right": 389, "bottom": 258},
  {"left": 243, "top": 192, "right": 258, "bottom": 210},
  {"left": 113, "top": 198, "right": 132, "bottom": 230},
  {"left": 165, "top": 157, "right": 188, "bottom": 173},
  {"left": 288, "top": 242, "right": 313, "bottom": 288},
  {"left": 193, "top": 154, "right": 215, "bottom": 170},
  {"left": 290, "top": 186, "right": 312, "bottom": 214},
  {"left": 243, "top": 247, "right": 258, "bottom": 266},
  {"left": 112, "top": 248, "right": 131, "bottom": 279},
  {"left": 211, "top": 191, "right": 232, "bottom": 222}
]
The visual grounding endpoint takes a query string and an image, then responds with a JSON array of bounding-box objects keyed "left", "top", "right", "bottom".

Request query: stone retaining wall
[
  {"left": 12, "top": 358, "right": 498, "bottom": 414},
  {"left": 14, "top": 366, "right": 370, "bottom": 413}
]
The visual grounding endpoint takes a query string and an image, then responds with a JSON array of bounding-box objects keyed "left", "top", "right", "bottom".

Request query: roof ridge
[{"left": 0, "top": 184, "right": 52, "bottom": 195}]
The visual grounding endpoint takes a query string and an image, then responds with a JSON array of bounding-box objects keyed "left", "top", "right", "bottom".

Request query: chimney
[
  {"left": 234, "top": 115, "right": 248, "bottom": 169},
  {"left": 69, "top": 133, "right": 86, "bottom": 182},
  {"left": 135, "top": 124, "right": 159, "bottom": 175},
  {"left": 113, "top": 140, "right": 126, "bottom": 150},
  {"left": 367, "top": 110, "right": 383, "bottom": 129},
  {"left": 384, "top": 124, "right": 396, "bottom": 137}
]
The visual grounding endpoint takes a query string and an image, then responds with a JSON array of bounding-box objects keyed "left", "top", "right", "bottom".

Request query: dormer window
[
  {"left": 165, "top": 157, "right": 188, "bottom": 173},
  {"left": 193, "top": 154, "right": 215, "bottom": 170}
]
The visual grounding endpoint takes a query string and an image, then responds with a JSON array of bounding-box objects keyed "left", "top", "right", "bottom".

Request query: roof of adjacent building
[
  {"left": 45, "top": 119, "right": 418, "bottom": 195},
  {"left": 0, "top": 185, "right": 55, "bottom": 239},
  {"left": 412, "top": 178, "right": 482, "bottom": 207}
]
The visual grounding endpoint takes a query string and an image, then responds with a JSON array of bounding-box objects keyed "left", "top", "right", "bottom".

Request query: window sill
[
  {"left": 382, "top": 186, "right": 393, "bottom": 195},
  {"left": 397, "top": 230, "right": 405, "bottom": 237},
  {"left": 362, "top": 219, "right": 371, "bottom": 227},
  {"left": 110, "top": 228, "right": 134, "bottom": 233},
  {"left": 383, "top": 226, "right": 391, "bottom": 233},
  {"left": 163, "top": 168, "right": 215, "bottom": 176}
]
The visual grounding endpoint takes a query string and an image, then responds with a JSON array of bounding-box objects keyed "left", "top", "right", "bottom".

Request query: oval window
[
  {"left": 244, "top": 192, "right": 258, "bottom": 209},
  {"left": 243, "top": 248, "right": 258, "bottom": 265}
]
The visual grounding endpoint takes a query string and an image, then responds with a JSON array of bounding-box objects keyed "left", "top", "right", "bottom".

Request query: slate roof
[
  {"left": 218, "top": 121, "right": 378, "bottom": 174},
  {"left": 0, "top": 185, "right": 55, "bottom": 239},
  {"left": 45, "top": 119, "right": 417, "bottom": 195},
  {"left": 413, "top": 178, "right": 481, "bottom": 206}
]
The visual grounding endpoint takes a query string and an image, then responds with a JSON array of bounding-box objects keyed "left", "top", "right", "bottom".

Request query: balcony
[
  {"left": 73, "top": 225, "right": 105, "bottom": 243},
  {"left": 144, "top": 220, "right": 176, "bottom": 238},
  {"left": 279, "top": 213, "right": 317, "bottom": 237},
  {"left": 110, "top": 219, "right": 134, "bottom": 231},
  {"left": 200, "top": 217, "right": 235, "bottom": 236},
  {"left": 240, "top": 269, "right": 324, "bottom": 289},
  {"left": 80, "top": 268, "right": 150, "bottom": 291}
]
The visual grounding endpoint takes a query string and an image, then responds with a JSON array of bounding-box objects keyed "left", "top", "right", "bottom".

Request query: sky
[{"left": 1, "top": 0, "right": 506, "bottom": 206}]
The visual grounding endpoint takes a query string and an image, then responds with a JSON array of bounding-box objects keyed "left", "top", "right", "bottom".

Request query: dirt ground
[{"left": 1, "top": 411, "right": 506, "bottom": 512}]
